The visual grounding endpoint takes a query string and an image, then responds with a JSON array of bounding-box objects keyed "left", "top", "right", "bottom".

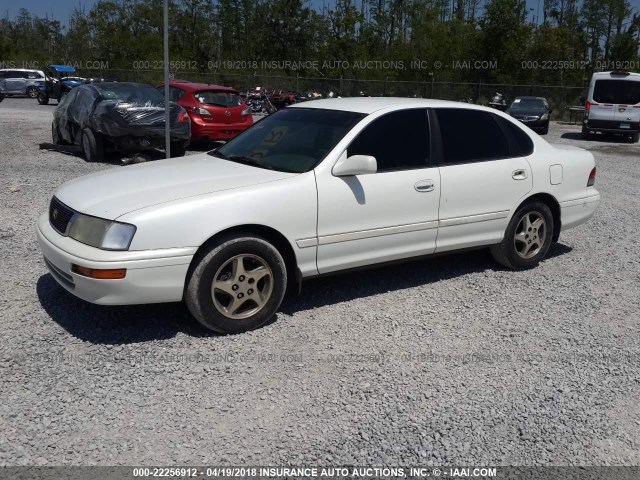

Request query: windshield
[
  {"left": 509, "top": 98, "right": 548, "bottom": 110},
  {"left": 96, "top": 83, "right": 165, "bottom": 103},
  {"left": 194, "top": 90, "right": 242, "bottom": 107},
  {"left": 209, "top": 108, "right": 366, "bottom": 173},
  {"left": 593, "top": 79, "right": 640, "bottom": 104}
]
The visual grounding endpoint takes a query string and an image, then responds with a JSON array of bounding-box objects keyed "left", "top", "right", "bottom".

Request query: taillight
[
  {"left": 178, "top": 110, "right": 190, "bottom": 123},
  {"left": 584, "top": 101, "right": 591, "bottom": 119},
  {"left": 587, "top": 167, "right": 596, "bottom": 186},
  {"left": 186, "top": 106, "right": 211, "bottom": 116}
]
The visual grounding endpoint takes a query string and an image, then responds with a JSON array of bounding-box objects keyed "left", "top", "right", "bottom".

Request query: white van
[{"left": 582, "top": 70, "right": 640, "bottom": 142}]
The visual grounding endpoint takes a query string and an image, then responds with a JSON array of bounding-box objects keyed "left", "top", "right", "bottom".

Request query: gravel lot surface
[{"left": 1, "top": 97, "right": 639, "bottom": 466}]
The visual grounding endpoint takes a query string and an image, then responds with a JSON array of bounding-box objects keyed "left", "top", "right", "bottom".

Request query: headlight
[
  {"left": 540, "top": 113, "right": 549, "bottom": 121},
  {"left": 67, "top": 214, "right": 136, "bottom": 250},
  {"left": 241, "top": 106, "right": 251, "bottom": 116}
]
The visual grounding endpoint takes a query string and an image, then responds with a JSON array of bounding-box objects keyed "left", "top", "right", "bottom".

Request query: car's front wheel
[
  {"left": 185, "top": 234, "right": 288, "bottom": 334},
  {"left": 26, "top": 86, "right": 39, "bottom": 98},
  {"left": 52, "top": 122, "right": 62, "bottom": 145},
  {"left": 490, "top": 201, "right": 554, "bottom": 270},
  {"left": 81, "top": 128, "right": 104, "bottom": 162}
]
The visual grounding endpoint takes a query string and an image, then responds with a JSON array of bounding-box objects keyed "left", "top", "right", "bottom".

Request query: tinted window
[
  {"left": 436, "top": 109, "right": 510, "bottom": 164},
  {"left": 96, "top": 83, "right": 165, "bottom": 103},
  {"left": 7, "top": 71, "right": 22, "bottom": 79},
  {"left": 0, "top": 71, "right": 6, "bottom": 79},
  {"left": 194, "top": 90, "right": 242, "bottom": 107},
  {"left": 593, "top": 79, "right": 640, "bottom": 104},
  {"left": 494, "top": 116, "right": 534, "bottom": 157},
  {"left": 213, "top": 108, "right": 365, "bottom": 173},
  {"left": 509, "top": 98, "right": 548, "bottom": 111},
  {"left": 169, "top": 86, "right": 185, "bottom": 101},
  {"left": 348, "top": 109, "right": 429, "bottom": 171}
]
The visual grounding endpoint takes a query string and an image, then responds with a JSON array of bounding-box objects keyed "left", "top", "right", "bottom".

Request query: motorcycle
[{"left": 488, "top": 92, "right": 507, "bottom": 111}]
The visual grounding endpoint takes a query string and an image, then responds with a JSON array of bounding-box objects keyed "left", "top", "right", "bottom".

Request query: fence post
[
  {"left": 340, "top": 75, "right": 343, "bottom": 95},
  {"left": 384, "top": 76, "right": 388, "bottom": 96}
]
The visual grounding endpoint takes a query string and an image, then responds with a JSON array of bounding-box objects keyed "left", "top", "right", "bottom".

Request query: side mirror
[
  {"left": 332, "top": 152, "right": 377, "bottom": 176},
  {"left": 549, "top": 109, "right": 553, "bottom": 114}
]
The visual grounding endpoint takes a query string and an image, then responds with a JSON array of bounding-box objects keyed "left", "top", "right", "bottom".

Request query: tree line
[{"left": 1, "top": 0, "right": 639, "bottom": 89}]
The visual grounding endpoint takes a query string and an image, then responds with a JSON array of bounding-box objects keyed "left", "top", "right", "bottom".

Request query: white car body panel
[{"left": 37, "top": 98, "right": 600, "bottom": 306}]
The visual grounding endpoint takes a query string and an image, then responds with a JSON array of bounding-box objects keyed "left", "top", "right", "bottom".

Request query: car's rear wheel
[
  {"left": 81, "top": 128, "right": 104, "bottom": 162},
  {"left": 185, "top": 234, "right": 287, "bottom": 334},
  {"left": 490, "top": 201, "right": 554, "bottom": 270},
  {"left": 631, "top": 132, "right": 639, "bottom": 143},
  {"left": 26, "top": 86, "right": 39, "bottom": 98},
  {"left": 37, "top": 91, "right": 49, "bottom": 105},
  {"left": 170, "top": 143, "right": 186, "bottom": 157}
]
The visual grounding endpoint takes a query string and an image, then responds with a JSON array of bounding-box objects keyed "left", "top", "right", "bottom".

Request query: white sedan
[{"left": 37, "top": 98, "right": 601, "bottom": 333}]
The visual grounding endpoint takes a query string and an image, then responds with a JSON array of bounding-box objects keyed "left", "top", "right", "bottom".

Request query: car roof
[
  {"left": 167, "top": 81, "right": 237, "bottom": 93},
  {"left": 512, "top": 96, "right": 547, "bottom": 101},
  {"left": 592, "top": 71, "right": 640, "bottom": 78},
  {"left": 288, "top": 97, "right": 493, "bottom": 114},
  {"left": 0, "top": 68, "right": 43, "bottom": 72}
]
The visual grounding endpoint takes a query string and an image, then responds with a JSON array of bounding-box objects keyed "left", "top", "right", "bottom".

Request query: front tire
[
  {"left": 81, "top": 128, "right": 104, "bottom": 162},
  {"left": 490, "top": 201, "right": 554, "bottom": 270},
  {"left": 185, "top": 234, "right": 287, "bottom": 334},
  {"left": 37, "top": 91, "right": 49, "bottom": 105},
  {"left": 51, "top": 122, "right": 63, "bottom": 145}
]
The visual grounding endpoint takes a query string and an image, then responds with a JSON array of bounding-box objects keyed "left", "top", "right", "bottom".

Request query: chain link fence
[{"left": 82, "top": 69, "right": 586, "bottom": 120}]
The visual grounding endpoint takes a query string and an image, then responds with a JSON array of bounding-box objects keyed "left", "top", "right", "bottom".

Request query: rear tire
[
  {"left": 37, "top": 91, "right": 49, "bottom": 105},
  {"left": 631, "top": 132, "right": 639, "bottom": 143},
  {"left": 185, "top": 234, "right": 287, "bottom": 334},
  {"left": 169, "top": 143, "right": 186, "bottom": 157},
  {"left": 27, "top": 86, "right": 39, "bottom": 98},
  {"left": 81, "top": 128, "right": 104, "bottom": 162},
  {"left": 490, "top": 201, "right": 554, "bottom": 270}
]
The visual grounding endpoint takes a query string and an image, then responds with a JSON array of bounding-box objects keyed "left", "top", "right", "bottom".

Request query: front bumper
[{"left": 37, "top": 213, "right": 196, "bottom": 305}]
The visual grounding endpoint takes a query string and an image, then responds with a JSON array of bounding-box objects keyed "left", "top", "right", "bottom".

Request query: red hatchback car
[{"left": 158, "top": 80, "right": 253, "bottom": 142}]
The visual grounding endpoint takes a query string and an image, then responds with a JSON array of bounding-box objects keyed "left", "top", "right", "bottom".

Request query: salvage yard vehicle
[
  {"left": 37, "top": 65, "right": 79, "bottom": 105},
  {"left": 37, "top": 98, "right": 600, "bottom": 334},
  {"left": 582, "top": 70, "right": 640, "bottom": 142},
  {"left": 0, "top": 68, "right": 46, "bottom": 98},
  {"left": 506, "top": 96, "right": 552, "bottom": 135},
  {"left": 158, "top": 80, "right": 253, "bottom": 142},
  {"left": 51, "top": 82, "right": 191, "bottom": 161}
]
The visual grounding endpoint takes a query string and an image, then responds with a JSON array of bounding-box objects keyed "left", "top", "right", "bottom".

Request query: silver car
[{"left": 0, "top": 69, "right": 46, "bottom": 98}]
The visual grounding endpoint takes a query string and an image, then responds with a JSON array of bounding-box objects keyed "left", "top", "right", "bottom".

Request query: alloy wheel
[
  {"left": 211, "top": 254, "right": 273, "bottom": 319},
  {"left": 514, "top": 211, "right": 546, "bottom": 259}
]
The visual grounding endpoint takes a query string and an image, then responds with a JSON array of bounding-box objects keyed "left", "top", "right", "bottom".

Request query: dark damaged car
[{"left": 51, "top": 82, "right": 191, "bottom": 162}]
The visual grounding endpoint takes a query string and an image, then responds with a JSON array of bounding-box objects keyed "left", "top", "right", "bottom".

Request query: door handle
[
  {"left": 415, "top": 180, "right": 435, "bottom": 192},
  {"left": 512, "top": 169, "right": 528, "bottom": 180}
]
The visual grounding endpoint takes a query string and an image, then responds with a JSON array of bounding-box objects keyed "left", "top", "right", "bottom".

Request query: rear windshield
[
  {"left": 593, "top": 79, "right": 640, "bottom": 105},
  {"left": 96, "top": 83, "right": 165, "bottom": 103},
  {"left": 194, "top": 90, "right": 242, "bottom": 107}
]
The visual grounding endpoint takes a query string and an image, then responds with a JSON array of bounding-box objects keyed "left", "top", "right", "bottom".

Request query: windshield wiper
[{"left": 226, "top": 155, "right": 277, "bottom": 171}]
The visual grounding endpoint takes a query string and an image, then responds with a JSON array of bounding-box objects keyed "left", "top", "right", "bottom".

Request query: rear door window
[
  {"left": 435, "top": 109, "right": 510, "bottom": 164},
  {"left": 593, "top": 79, "right": 640, "bottom": 104}
]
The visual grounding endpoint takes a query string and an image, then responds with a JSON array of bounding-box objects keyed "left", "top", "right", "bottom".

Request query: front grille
[{"left": 49, "top": 197, "right": 75, "bottom": 235}]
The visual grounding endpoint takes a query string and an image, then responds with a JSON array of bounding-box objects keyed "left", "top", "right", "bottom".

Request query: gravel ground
[{"left": 1, "top": 97, "right": 639, "bottom": 466}]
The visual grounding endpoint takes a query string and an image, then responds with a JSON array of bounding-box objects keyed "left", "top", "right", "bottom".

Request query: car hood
[
  {"left": 54, "top": 153, "right": 297, "bottom": 220},
  {"left": 507, "top": 108, "right": 547, "bottom": 117}
]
